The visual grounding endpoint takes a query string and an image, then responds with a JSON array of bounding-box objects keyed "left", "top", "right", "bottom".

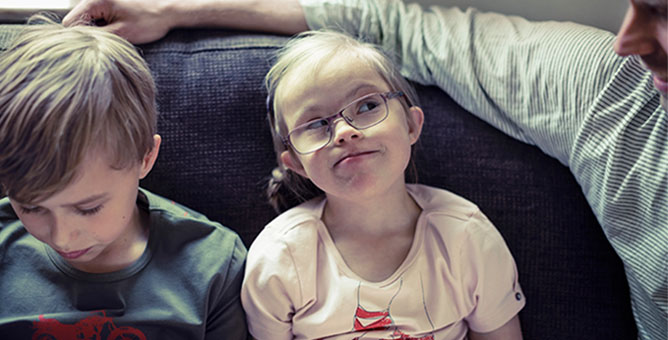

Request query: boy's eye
[
  {"left": 20, "top": 206, "right": 44, "bottom": 215},
  {"left": 77, "top": 205, "right": 103, "bottom": 216}
]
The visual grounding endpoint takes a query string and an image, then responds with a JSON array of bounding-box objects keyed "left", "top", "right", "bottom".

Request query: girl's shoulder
[
  {"left": 265, "top": 195, "right": 326, "bottom": 234},
  {"left": 409, "top": 184, "right": 481, "bottom": 221},
  {"left": 249, "top": 195, "right": 326, "bottom": 254},
  {"left": 410, "top": 184, "right": 502, "bottom": 246}
]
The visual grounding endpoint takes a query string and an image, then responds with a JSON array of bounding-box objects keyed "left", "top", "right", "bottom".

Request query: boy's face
[
  {"left": 277, "top": 55, "right": 423, "bottom": 202},
  {"left": 9, "top": 137, "right": 159, "bottom": 273}
]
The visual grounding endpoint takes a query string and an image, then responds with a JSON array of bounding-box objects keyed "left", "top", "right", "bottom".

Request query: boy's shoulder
[
  {"left": 0, "top": 197, "right": 21, "bottom": 234},
  {"left": 139, "top": 188, "right": 247, "bottom": 276},
  {"left": 139, "top": 188, "right": 245, "bottom": 248},
  {"left": 0, "top": 197, "right": 15, "bottom": 219}
]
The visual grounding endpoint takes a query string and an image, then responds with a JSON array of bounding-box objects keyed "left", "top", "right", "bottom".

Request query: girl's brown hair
[{"left": 265, "top": 30, "right": 420, "bottom": 212}]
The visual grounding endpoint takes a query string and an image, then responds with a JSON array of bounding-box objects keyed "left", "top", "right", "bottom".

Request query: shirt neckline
[{"left": 314, "top": 185, "right": 426, "bottom": 286}]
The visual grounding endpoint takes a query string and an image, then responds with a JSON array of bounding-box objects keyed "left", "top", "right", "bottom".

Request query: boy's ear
[
  {"left": 280, "top": 150, "right": 308, "bottom": 178},
  {"left": 407, "top": 106, "right": 424, "bottom": 145},
  {"left": 139, "top": 134, "right": 161, "bottom": 179}
]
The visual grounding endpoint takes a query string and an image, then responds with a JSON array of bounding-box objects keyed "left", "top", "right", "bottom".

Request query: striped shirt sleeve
[{"left": 300, "top": 0, "right": 668, "bottom": 339}]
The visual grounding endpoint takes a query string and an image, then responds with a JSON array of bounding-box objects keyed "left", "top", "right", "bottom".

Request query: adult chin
[{"left": 653, "top": 74, "right": 668, "bottom": 95}]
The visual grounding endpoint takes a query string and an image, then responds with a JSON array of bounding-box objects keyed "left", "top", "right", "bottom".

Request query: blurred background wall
[
  {"left": 1, "top": 0, "right": 630, "bottom": 33},
  {"left": 413, "top": 0, "right": 628, "bottom": 33}
]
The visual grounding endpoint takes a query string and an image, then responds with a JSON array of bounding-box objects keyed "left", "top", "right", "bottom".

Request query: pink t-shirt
[{"left": 241, "top": 184, "right": 525, "bottom": 340}]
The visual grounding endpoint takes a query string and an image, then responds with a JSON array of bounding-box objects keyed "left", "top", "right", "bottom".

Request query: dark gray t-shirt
[{"left": 0, "top": 188, "right": 248, "bottom": 339}]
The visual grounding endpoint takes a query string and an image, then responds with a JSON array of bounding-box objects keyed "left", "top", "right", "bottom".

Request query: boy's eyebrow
[
  {"left": 62, "top": 193, "right": 110, "bottom": 207},
  {"left": 12, "top": 193, "right": 109, "bottom": 207}
]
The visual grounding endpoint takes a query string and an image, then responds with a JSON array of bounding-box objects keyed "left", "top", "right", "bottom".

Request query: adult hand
[{"left": 63, "top": 0, "right": 174, "bottom": 44}]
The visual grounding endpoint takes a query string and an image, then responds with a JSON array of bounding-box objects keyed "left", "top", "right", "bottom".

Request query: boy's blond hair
[{"left": 0, "top": 15, "right": 157, "bottom": 203}]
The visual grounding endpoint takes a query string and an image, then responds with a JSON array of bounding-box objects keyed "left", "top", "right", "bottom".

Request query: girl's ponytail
[
  {"left": 267, "top": 166, "right": 288, "bottom": 212},
  {"left": 266, "top": 165, "right": 322, "bottom": 213}
]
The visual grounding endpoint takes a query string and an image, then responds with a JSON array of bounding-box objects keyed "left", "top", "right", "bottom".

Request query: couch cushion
[{"left": 0, "top": 25, "right": 636, "bottom": 340}]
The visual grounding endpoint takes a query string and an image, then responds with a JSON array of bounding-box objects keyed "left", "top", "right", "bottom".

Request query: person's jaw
[{"left": 637, "top": 55, "right": 668, "bottom": 110}]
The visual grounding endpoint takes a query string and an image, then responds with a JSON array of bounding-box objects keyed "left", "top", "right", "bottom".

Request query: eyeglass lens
[{"left": 288, "top": 93, "right": 389, "bottom": 154}]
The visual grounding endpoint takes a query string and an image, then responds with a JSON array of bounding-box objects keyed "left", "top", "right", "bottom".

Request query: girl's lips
[
  {"left": 653, "top": 75, "right": 668, "bottom": 95},
  {"left": 335, "top": 151, "right": 376, "bottom": 167},
  {"left": 57, "top": 246, "right": 92, "bottom": 260}
]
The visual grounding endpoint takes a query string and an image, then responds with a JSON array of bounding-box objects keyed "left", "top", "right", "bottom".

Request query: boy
[{"left": 0, "top": 17, "right": 247, "bottom": 339}]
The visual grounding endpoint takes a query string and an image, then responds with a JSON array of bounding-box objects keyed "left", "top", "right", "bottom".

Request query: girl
[{"left": 241, "top": 30, "right": 524, "bottom": 340}]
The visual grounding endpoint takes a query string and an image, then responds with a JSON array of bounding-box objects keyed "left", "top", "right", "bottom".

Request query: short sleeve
[
  {"left": 205, "top": 233, "right": 249, "bottom": 340},
  {"left": 462, "top": 210, "right": 525, "bottom": 333},
  {"left": 241, "top": 231, "right": 302, "bottom": 340}
]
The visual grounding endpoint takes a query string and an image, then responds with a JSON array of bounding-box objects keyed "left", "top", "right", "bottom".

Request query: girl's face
[{"left": 277, "top": 55, "right": 423, "bottom": 202}]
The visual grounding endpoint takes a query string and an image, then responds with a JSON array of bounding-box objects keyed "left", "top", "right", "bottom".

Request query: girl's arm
[{"left": 469, "top": 315, "right": 523, "bottom": 340}]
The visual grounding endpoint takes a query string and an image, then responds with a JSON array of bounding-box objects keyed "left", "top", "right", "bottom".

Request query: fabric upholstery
[{"left": 0, "top": 25, "right": 636, "bottom": 339}]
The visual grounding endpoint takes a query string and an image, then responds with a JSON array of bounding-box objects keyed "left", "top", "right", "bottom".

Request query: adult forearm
[
  {"left": 64, "top": 0, "right": 308, "bottom": 44},
  {"left": 168, "top": 0, "right": 308, "bottom": 34}
]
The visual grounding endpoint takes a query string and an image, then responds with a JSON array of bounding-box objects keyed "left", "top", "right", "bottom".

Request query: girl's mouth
[{"left": 335, "top": 151, "right": 376, "bottom": 167}]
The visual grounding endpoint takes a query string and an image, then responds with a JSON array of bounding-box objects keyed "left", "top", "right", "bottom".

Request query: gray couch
[{"left": 0, "top": 25, "right": 637, "bottom": 339}]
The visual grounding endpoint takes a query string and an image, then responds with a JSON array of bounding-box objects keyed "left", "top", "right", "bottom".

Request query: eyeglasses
[{"left": 282, "top": 91, "right": 404, "bottom": 154}]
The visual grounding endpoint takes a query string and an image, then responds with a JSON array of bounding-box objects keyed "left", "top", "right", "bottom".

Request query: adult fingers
[{"left": 63, "top": 0, "right": 110, "bottom": 27}]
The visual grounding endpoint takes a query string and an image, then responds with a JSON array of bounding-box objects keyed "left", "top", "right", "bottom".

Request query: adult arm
[
  {"left": 299, "top": 0, "right": 625, "bottom": 166},
  {"left": 62, "top": 0, "right": 307, "bottom": 44}
]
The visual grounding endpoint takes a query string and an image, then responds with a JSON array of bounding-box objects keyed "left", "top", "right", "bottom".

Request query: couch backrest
[{"left": 0, "top": 25, "right": 636, "bottom": 339}]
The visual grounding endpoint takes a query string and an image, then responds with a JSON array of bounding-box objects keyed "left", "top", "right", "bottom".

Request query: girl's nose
[
  {"left": 332, "top": 118, "right": 361, "bottom": 145},
  {"left": 614, "top": 5, "right": 658, "bottom": 57}
]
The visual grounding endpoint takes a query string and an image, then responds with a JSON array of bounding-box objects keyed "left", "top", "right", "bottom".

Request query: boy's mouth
[{"left": 57, "top": 246, "right": 92, "bottom": 260}]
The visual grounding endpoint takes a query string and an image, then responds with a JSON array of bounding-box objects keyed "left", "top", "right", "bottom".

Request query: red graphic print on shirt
[
  {"left": 353, "top": 306, "right": 394, "bottom": 331},
  {"left": 352, "top": 276, "right": 435, "bottom": 340},
  {"left": 31, "top": 310, "right": 146, "bottom": 340}
]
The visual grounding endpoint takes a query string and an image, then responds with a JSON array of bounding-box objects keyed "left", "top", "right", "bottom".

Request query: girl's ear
[
  {"left": 139, "top": 134, "right": 161, "bottom": 179},
  {"left": 280, "top": 150, "right": 308, "bottom": 178},
  {"left": 407, "top": 106, "right": 424, "bottom": 145}
]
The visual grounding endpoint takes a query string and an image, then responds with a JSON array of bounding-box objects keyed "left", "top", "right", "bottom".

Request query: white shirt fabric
[{"left": 241, "top": 184, "right": 524, "bottom": 340}]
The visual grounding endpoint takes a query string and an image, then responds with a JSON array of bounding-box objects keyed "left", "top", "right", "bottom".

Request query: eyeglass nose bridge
[
  {"left": 329, "top": 109, "right": 360, "bottom": 130},
  {"left": 326, "top": 109, "right": 367, "bottom": 141}
]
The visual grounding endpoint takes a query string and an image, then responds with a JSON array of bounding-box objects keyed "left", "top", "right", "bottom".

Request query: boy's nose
[
  {"left": 50, "top": 216, "right": 79, "bottom": 250},
  {"left": 614, "top": 5, "right": 657, "bottom": 57}
]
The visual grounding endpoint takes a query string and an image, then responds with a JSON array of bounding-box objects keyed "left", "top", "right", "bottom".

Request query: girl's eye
[
  {"left": 357, "top": 100, "right": 381, "bottom": 114},
  {"left": 77, "top": 205, "right": 103, "bottom": 216},
  {"left": 305, "top": 119, "right": 329, "bottom": 130},
  {"left": 20, "top": 206, "right": 44, "bottom": 215}
]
